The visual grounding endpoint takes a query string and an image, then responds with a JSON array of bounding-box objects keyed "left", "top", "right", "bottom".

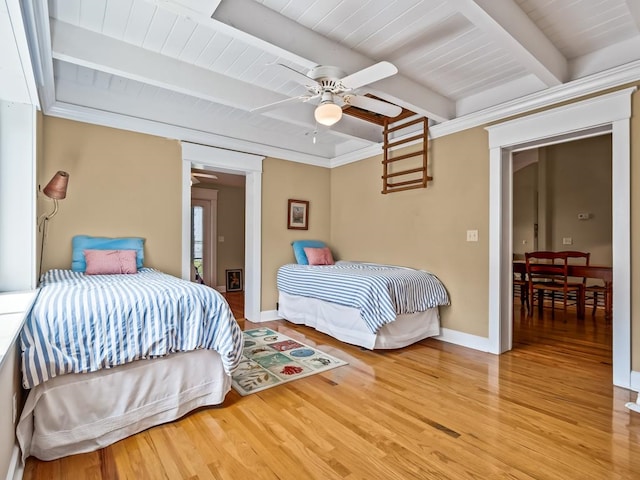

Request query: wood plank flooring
[{"left": 24, "top": 296, "right": 640, "bottom": 479}]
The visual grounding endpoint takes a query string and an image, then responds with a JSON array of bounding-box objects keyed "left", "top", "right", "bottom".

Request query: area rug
[{"left": 231, "top": 328, "right": 348, "bottom": 396}]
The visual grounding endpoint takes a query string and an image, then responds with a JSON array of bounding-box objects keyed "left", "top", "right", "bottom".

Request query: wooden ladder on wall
[{"left": 382, "top": 116, "right": 430, "bottom": 194}]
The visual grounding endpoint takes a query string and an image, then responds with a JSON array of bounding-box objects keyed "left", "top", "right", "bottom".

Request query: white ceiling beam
[
  {"left": 458, "top": 0, "right": 568, "bottom": 86},
  {"left": 51, "top": 19, "right": 295, "bottom": 113},
  {"left": 212, "top": 0, "right": 454, "bottom": 122},
  {"left": 50, "top": 19, "right": 382, "bottom": 143},
  {"left": 144, "top": 0, "right": 314, "bottom": 69}
]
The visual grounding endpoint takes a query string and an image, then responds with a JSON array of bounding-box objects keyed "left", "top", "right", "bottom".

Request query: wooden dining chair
[
  {"left": 513, "top": 260, "right": 529, "bottom": 312},
  {"left": 565, "top": 252, "right": 609, "bottom": 318},
  {"left": 560, "top": 251, "right": 590, "bottom": 318},
  {"left": 525, "top": 251, "right": 584, "bottom": 320}
]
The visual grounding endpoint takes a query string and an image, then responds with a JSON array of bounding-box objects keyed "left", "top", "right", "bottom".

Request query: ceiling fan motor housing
[{"left": 307, "top": 65, "right": 346, "bottom": 93}]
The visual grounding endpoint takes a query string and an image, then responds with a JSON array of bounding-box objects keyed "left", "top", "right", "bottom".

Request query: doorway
[
  {"left": 511, "top": 138, "right": 613, "bottom": 359},
  {"left": 487, "top": 87, "right": 634, "bottom": 388},
  {"left": 190, "top": 191, "right": 217, "bottom": 287},
  {"left": 181, "top": 143, "right": 264, "bottom": 321}
]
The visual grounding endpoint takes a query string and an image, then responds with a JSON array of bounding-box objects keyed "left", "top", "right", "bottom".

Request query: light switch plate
[
  {"left": 562, "top": 237, "right": 572, "bottom": 245},
  {"left": 467, "top": 230, "right": 479, "bottom": 242}
]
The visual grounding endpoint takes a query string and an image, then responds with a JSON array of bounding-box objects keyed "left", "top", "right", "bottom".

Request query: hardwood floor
[{"left": 24, "top": 297, "right": 640, "bottom": 479}]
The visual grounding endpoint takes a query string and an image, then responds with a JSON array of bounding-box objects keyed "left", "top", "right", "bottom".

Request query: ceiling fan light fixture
[{"left": 314, "top": 101, "right": 342, "bottom": 126}]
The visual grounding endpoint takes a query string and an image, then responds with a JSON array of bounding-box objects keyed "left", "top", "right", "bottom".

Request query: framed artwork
[
  {"left": 287, "top": 199, "right": 309, "bottom": 230},
  {"left": 226, "top": 269, "right": 243, "bottom": 292}
]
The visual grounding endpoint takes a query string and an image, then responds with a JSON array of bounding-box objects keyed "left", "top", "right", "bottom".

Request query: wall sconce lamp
[{"left": 38, "top": 171, "right": 70, "bottom": 280}]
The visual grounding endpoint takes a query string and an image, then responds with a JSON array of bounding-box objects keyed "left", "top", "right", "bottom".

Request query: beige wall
[
  {"left": 261, "top": 157, "right": 331, "bottom": 310},
  {"left": 545, "top": 136, "right": 612, "bottom": 264},
  {"left": 40, "top": 117, "right": 183, "bottom": 277},
  {"left": 513, "top": 162, "right": 538, "bottom": 258},
  {"left": 331, "top": 127, "right": 490, "bottom": 337},
  {"left": 215, "top": 184, "right": 245, "bottom": 286}
]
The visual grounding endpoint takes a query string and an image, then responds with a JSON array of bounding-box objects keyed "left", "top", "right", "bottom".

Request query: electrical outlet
[
  {"left": 466, "top": 230, "right": 479, "bottom": 242},
  {"left": 562, "top": 237, "right": 573, "bottom": 245}
]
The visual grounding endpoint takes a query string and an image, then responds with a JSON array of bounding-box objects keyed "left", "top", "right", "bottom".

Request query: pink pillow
[
  {"left": 303, "top": 247, "right": 334, "bottom": 266},
  {"left": 84, "top": 249, "right": 138, "bottom": 275}
]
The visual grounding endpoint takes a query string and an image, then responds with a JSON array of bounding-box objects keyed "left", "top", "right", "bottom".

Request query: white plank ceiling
[{"left": 17, "top": 0, "right": 640, "bottom": 163}]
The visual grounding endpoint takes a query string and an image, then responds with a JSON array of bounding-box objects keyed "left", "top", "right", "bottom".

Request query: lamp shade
[
  {"left": 43, "top": 171, "right": 70, "bottom": 200},
  {"left": 314, "top": 102, "right": 343, "bottom": 126}
]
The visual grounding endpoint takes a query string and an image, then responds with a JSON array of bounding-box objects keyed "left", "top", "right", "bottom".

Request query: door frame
[
  {"left": 181, "top": 142, "right": 264, "bottom": 321},
  {"left": 486, "top": 87, "right": 635, "bottom": 388}
]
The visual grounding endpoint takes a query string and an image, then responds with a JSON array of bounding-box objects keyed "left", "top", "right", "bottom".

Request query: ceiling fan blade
[
  {"left": 343, "top": 95, "right": 402, "bottom": 117},
  {"left": 193, "top": 172, "right": 218, "bottom": 180},
  {"left": 340, "top": 61, "right": 398, "bottom": 90},
  {"left": 270, "top": 63, "right": 314, "bottom": 87},
  {"left": 250, "top": 94, "right": 316, "bottom": 114}
]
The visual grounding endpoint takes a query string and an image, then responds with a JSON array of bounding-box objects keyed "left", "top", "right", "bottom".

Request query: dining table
[{"left": 513, "top": 260, "right": 612, "bottom": 322}]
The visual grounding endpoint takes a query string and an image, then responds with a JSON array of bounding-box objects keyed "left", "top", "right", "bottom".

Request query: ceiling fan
[
  {"left": 190, "top": 171, "right": 218, "bottom": 185},
  {"left": 251, "top": 61, "right": 403, "bottom": 126}
]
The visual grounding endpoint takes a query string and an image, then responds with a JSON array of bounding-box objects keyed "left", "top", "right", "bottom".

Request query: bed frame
[
  {"left": 17, "top": 349, "right": 230, "bottom": 461},
  {"left": 278, "top": 291, "right": 440, "bottom": 349}
]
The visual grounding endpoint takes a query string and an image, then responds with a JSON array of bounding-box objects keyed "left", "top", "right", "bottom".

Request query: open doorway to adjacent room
[
  {"left": 511, "top": 136, "right": 612, "bottom": 362},
  {"left": 190, "top": 168, "right": 246, "bottom": 297},
  {"left": 487, "top": 87, "right": 632, "bottom": 388}
]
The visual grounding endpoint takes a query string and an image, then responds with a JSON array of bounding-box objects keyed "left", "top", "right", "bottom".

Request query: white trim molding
[
  {"left": 486, "top": 87, "right": 635, "bottom": 388},
  {"left": 259, "top": 309, "right": 281, "bottom": 322},
  {"left": 434, "top": 328, "right": 492, "bottom": 352},
  {"left": 626, "top": 371, "right": 640, "bottom": 413},
  {"left": 181, "top": 142, "right": 264, "bottom": 322}
]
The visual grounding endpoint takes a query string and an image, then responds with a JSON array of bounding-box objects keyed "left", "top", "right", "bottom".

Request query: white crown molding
[{"left": 45, "top": 101, "right": 332, "bottom": 167}]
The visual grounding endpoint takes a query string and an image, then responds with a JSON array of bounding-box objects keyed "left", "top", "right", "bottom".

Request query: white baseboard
[
  {"left": 434, "top": 328, "right": 492, "bottom": 352},
  {"left": 258, "top": 310, "right": 491, "bottom": 352},
  {"left": 5, "top": 444, "right": 23, "bottom": 480},
  {"left": 625, "top": 373, "right": 640, "bottom": 413},
  {"left": 258, "top": 309, "right": 281, "bottom": 322}
]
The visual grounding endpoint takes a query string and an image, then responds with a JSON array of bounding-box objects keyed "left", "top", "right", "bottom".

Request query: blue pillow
[
  {"left": 72, "top": 235, "right": 145, "bottom": 272},
  {"left": 292, "top": 240, "right": 326, "bottom": 265}
]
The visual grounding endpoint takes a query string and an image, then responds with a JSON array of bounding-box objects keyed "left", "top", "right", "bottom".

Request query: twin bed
[
  {"left": 17, "top": 267, "right": 243, "bottom": 461},
  {"left": 277, "top": 261, "right": 449, "bottom": 349},
  {"left": 17, "top": 237, "right": 449, "bottom": 461},
  {"left": 276, "top": 240, "right": 449, "bottom": 349}
]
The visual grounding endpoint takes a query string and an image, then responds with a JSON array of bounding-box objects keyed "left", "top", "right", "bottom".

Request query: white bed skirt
[
  {"left": 278, "top": 291, "right": 440, "bottom": 349},
  {"left": 17, "top": 349, "right": 231, "bottom": 461}
]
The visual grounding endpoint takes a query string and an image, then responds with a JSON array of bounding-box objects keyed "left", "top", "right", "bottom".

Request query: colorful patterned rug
[{"left": 231, "top": 328, "right": 348, "bottom": 396}]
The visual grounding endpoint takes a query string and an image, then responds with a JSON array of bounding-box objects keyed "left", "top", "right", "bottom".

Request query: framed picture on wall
[
  {"left": 287, "top": 199, "right": 309, "bottom": 230},
  {"left": 226, "top": 269, "right": 243, "bottom": 292}
]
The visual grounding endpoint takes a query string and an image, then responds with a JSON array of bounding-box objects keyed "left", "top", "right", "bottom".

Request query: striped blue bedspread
[
  {"left": 277, "top": 261, "right": 450, "bottom": 333},
  {"left": 21, "top": 268, "right": 243, "bottom": 389}
]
